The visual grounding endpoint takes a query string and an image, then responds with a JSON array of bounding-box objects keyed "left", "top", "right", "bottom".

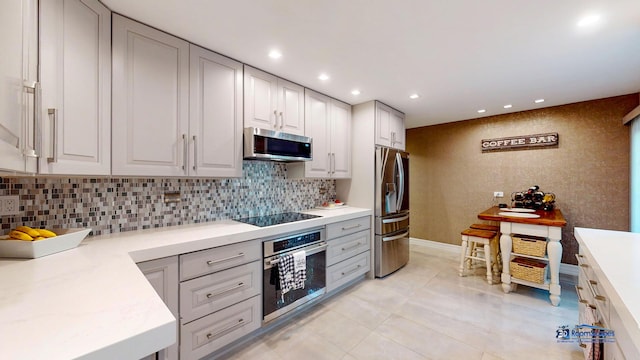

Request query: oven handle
[{"left": 267, "top": 242, "right": 327, "bottom": 267}]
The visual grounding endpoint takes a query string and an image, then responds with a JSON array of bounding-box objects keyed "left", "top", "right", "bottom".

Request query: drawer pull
[
  {"left": 206, "top": 253, "right": 245, "bottom": 266},
  {"left": 342, "top": 224, "right": 362, "bottom": 231},
  {"left": 206, "top": 282, "right": 245, "bottom": 299},
  {"left": 575, "top": 286, "right": 588, "bottom": 304},
  {"left": 341, "top": 242, "right": 361, "bottom": 252},
  {"left": 341, "top": 264, "right": 362, "bottom": 276},
  {"left": 205, "top": 318, "right": 245, "bottom": 340},
  {"left": 588, "top": 280, "right": 606, "bottom": 301},
  {"left": 575, "top": 254, "right": 589, "bottom": 268}
]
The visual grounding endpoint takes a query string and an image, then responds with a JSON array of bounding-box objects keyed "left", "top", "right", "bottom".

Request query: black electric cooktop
[{"left": 235, "top": 212, "right": 321, "bottom": 227}]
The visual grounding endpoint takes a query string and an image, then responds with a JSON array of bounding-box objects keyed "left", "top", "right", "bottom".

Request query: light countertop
[
  {"left": 574, "top": 227, "right": 640, "bottom": 352},
  {"left": 0, "top": 207, "right": 372, "bottom": 360}
]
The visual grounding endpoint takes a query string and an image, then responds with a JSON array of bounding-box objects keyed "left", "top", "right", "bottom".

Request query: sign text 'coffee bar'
[{"left": 481, "top": 132, "right": 559, "bottom": 152}]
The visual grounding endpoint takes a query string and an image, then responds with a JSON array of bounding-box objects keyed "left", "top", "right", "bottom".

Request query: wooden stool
[
  {"left": 470, "top": 223, "right": 499, "bottom": 232},
  {"left": 459, "top": 228, "right": 500, "bottom": 284}
]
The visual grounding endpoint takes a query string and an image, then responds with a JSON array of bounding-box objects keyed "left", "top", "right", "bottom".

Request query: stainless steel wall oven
[{"left": 262, "top": 227, "right": 327, "bottom": 323}]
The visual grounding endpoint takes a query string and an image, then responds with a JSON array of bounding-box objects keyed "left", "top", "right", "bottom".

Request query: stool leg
[
  {"left": 490, "top": 236, "right": 501, "bottom": 282},
  {"left": 459, "top": 236, "right": 468, "bottom": 277},
  {"left": 484, "top": 243, "right": 492, "bottom": 284}
]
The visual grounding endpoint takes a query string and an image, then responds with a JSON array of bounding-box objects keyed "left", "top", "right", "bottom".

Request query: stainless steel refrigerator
[{"left": 375, "top": 147, "right": 410, "bottom": 277}]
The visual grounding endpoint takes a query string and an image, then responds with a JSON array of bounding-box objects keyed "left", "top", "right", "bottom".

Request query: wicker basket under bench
[
  {"left": 512, "top": 234, "right": 547, "bottom": 257},
  {"left": 510, "top": 257, "right": 548, "bottom": 284}
]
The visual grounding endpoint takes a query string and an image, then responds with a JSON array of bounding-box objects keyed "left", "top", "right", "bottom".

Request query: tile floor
[{"left": 221, "top": 243, "right": 584, "bottom": 360}]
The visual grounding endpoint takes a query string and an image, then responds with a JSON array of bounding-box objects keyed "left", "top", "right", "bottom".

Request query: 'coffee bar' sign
[{"left": 481, "top": 132, "right": 559, "bottom": 152}]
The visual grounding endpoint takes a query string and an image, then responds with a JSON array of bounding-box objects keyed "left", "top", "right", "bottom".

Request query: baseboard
[{"left": 410, "top": 237, "right": 579, "bottom": 277}]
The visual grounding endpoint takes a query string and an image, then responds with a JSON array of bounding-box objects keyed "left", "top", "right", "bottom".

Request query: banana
[
  {"left": 36, "top": 229, "right": 57, "bottom": 238},
  {"left": 33, "top": 236, "right": 46, "bottom": 240},
  {"left": 15, "top": 226, "right": 40, "bottom": 238},
  {"left": 9, "top": 230, "right": 34, "bottom": 241}
]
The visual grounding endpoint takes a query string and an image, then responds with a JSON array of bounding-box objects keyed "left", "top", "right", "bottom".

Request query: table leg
[
  {"left": 547, "top": 228, "right": 563, "bottom": 306},
  {"left": 500, "top": 231, "right": 513, "bottom": 293}
]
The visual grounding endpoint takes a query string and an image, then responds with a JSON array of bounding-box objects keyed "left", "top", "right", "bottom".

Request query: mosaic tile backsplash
[{"left": 0, "top": 162, "right": 336, "bottom": 236}]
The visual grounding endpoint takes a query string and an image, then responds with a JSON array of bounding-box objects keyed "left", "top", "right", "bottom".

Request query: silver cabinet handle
[
  {"left": 382, "top": 231, "right": 409, "bottom": 242},
  {"left": 206, "top": 252, "right": 245, "bottom": 265},
  {"left": 23, "top": 81, "right": 41, "bottom": 158},
  {"left": 588, "top": 280, "right": 606, "bottom": 301},
  {"left": 575, "top": 254, "right": 589, "bottom": 268},
  {"left": 182, "top": 134, "right": 187, "bottom": 171},
  {"left": 47, "top": 108, "right": 58, "bottom": 163},
  {"left": 279, "top": 111, "right": 284, "bottom": 129},
  {"left": 205, "top": 282, "right": 244, "bottom": 299},
  {"left": 341, "top": 264, "right": 362, "bottom": 276},
  {"left": 575, "top": 285, "right": 594, "bottom": 307},
  {"left": 382, "top": 215, "right": 409, "bottom": 224},
  {"left": 205, "top": 318, "right": 245, "bottom": 340},
  {"left": 341, "top": 242, "right": 361, "bottom": 252},
  {"left": 273, "top": 110, "right": 278, "bottom": 128},
  {"left": 192, "top": 135, "right": 197, "bottom": 171},
  {"left": 327, "top": 153, "right": 331, "bottom": 175},
  {"left": 341, "top": 224, "right": 362, "bottom": 231},
  {"left": 332, "top": 153, "right": 336, "bottom": 174}
]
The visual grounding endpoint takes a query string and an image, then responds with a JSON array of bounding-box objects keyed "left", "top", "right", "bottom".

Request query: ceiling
[{"left": 101, "top": 0, "right": 640, "bottom": 129}]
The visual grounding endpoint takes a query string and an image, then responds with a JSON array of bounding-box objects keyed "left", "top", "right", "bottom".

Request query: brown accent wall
[{"left": 407, "top": 94, "right": 639, "bottom": 264}]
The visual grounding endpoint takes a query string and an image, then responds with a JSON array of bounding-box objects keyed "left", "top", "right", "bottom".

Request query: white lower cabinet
[
  {"left": 327, "top": 250, "right": 370, "bottom": 293},
  {"left": 137, "top": 256, "right": 179, "bottom": 360},
  {"left": 326, "top": 217, "right": 372, "bottom": 293},
  {"left": 180, "top": 295, "right": 261, "bottom": 360}
]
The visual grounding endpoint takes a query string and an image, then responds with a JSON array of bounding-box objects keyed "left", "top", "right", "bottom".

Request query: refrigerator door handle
[
  {"left": 395, "top": 152, "right": 405, "bottom": 212},
  {"left": 382, "top": 231, "right": 410, "bottom": 242},
  {"left": 382, "top": 215, "right": 409, "bottom": 224}
]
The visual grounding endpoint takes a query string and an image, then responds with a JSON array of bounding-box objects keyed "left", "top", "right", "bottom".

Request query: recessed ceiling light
[
  {"left": 534, "top": 99, "right": 545, "bottom": 103},
  {"left": 503, "top": 104, "right": 513, "bottom": 109},
  {"left": 268, "top": 50, "right": 282, "bottom": 59},
  {"left": 351, "top": 89, "right": 361, "bottom": 96},
  {"left": 577, "top": 14, "right": 601, "bottom": 27},
  {"left": 318, "top": 73, "right": 329, "bottom": 81},
  {"left": 409, "top": 94, "right": 420, "bottom": 99},
  {"left": 477, "top": 109, "right": 486, "bottom": 113}
]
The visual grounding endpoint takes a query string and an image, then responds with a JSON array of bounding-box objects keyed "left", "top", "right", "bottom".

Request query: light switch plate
[{"left": 0, "top": 195, "right": 20, "bottom": 216}]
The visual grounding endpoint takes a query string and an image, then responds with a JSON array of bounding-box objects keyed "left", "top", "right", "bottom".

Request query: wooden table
[{"left": 478, "top": 206, "right": 567, "bottom": 306}]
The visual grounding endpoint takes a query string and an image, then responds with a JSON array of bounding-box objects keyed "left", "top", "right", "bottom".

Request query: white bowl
[{"left": 0, "top": 228, "right": 92, "bottom": 259}]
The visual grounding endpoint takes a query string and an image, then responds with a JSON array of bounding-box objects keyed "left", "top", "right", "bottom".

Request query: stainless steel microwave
[{"left": 243, "top": 127, "right": 312, "bottom": 162}]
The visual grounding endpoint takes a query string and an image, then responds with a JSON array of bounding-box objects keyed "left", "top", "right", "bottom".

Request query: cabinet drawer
[
  {"left": 180, "top": 240, "right": 260, "bottom": 281},
  {"left": 326, "top": 230, "right": 370, "bottom": 266},
  {"left": 327, "top": 250, "right": 370, "bottom": 292},
  {"left": 180, "top": 295, "right": 261, "bottom": 360},
  {"left": 180, "top": 260, "right": 261, "bottom": 324},
  {"left": 326, "top": 216, "right": 370, "bottom": 239}
]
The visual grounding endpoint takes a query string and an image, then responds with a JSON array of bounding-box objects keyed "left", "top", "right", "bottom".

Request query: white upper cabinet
[
  {"left": 375, "top": 101, "right": 405, "bottom": 150},
  {"left": 112, "top": 14, "right": 190, "bottom": 176},
  {"left": 244, "top": 66, "right": 304, "bottom": 136},
  {"left": 330, "top": 99, "right": 352, "bottom": 178},
  {"left": 112, "top": 15, "right": 242, "bottom": 178},
  {"left": 0, "top": 0, "right": 38, "bottom": 173},
  {"left": 301, "top": 89, "right": 351, "bottom": 179},
  {"left": 189, "top": 44, "right": 243, "bottom": 178},
  {"left": 40, "top": 0, "right": 111, "bottom": 175}
]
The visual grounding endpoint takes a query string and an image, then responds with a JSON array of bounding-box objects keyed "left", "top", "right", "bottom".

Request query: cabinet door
[
  {"left": 390, "top": 109, "right": 405, "bottom": 151},
  {"left": 277, "top": 79, "right": 305, "bottom": 136},
  {"left": 112, "top": 15, "right": 189, "bottom": 176},
  {"left": 244, "top": 65, "right": 278, "bottom": 130},
  {"left": 40, "top": 0, "right": 111, "bottom": 175},
  {"left": 375, "top": 102, "right": 392, "bottom": 148},
  {"left": 189, "top": 45, "right": 243, "bottom": 178},
  {"left": 304, "top": 89, "right": 331, "bottom": 178},
  {"left": 0, "top": 0, "right": 37, "bottom": 173},
  {"left": 330, "top": 99, "right": 352, "bottom": 178},
  {"left": 137, "top": 256, "right": 179, "bottom": 360}
]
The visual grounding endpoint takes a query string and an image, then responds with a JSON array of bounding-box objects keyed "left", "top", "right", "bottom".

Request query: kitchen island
[
  {"left": 478, "top": 206, "right": 567, "bottom": 305},
  {"left": 0, "top": 207, "right": 372, "bottom": 360}
]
